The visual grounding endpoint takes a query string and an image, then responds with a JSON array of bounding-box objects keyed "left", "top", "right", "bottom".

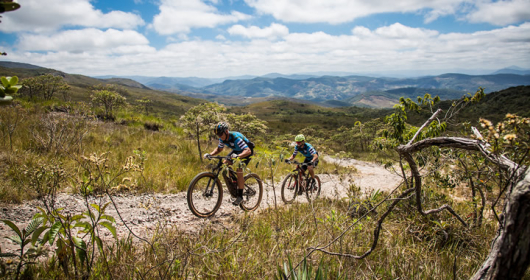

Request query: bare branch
[{"left": 407, "top": 108, "right": 443, "bottom": 145}]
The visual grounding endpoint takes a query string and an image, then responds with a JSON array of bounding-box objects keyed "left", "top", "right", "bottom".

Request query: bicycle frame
[
  {"left": 289, "top": 160, "right": 312, "bottom": 189},
  {"left": 204, "top": 156, "right": 238, "bottom": 197}
]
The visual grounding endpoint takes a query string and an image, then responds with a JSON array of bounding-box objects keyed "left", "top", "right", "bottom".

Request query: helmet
[
  {"left": 294, "top": 134, "right": 305, "bottom": 142},
  {"left": 214, "top": 122, "right": 229, "bottom": 136}
]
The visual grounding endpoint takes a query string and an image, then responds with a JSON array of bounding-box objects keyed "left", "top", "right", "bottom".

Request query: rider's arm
[
  {"left": 210, "top": 146, "right": 223, "bottom": 156},
  {"left": 236, "top": 147, "right": 251, "bottom": 158},
  {"left": 311, "top": 153, "right": 318, "bottom": 163}
]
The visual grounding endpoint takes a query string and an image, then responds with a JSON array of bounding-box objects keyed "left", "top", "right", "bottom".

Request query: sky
[{"left": 0, "top": 0, "right": 529, "bottom": 78}]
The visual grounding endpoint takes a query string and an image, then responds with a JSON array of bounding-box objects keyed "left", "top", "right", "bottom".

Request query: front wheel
[
  {"left": 306, "top": 175, "right": 321, "bottom": 202},
  {"left": 239, "top": 173, "right": 263, "bottom": 211},
  {"left": 187, "top": 172, "right": 223, "bottom": 218},
  {"left": 281, "top": 174, "right": 298, "bottom": 204}
]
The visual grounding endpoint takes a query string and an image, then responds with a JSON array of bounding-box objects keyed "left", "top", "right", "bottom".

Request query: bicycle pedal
[{"left": 232, "top": 196, "right": 243, "bottom": 206}]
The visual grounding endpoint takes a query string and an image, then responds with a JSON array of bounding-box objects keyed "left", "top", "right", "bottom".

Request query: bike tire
[
  {"left": 239, "top": 173, "right": 263, "bottom": 211},
  {"left": 306, "top": 175, "right": 321, "bottom": 202},
  {"left": 281, "top": 174, "right": 298, "bottom": 204},
  {"left": 187, "top": 172, "right": 223, "bottom": 218}
]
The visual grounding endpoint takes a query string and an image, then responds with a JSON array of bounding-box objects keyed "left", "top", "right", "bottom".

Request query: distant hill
[
  {"left": 3, "top": 61, "right": 530, "bottom": 108},
  {"left": 0, "top": 61, "right": 44, "bottom": 70},
  {"left": 492, "top": 66, "right": 530, "bottom": 75},
  {"left": 197, "top": 73, "right": 529, "bottom": 108},
  {"left": 0, "top": 61, "right": 206, "bottom": 116}
]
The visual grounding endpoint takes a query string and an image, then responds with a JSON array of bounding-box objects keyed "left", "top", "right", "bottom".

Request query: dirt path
[{"left": 0, "top": 156, "right": 401, "bottom": 253}]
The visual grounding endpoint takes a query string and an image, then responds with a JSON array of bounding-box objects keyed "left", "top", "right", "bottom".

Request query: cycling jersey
[
  {"left": 292, "top": 143, "right": 318, "bottom": 159},
  {"left": 218, "top": 132, "right": 250, "bottom": 153}
]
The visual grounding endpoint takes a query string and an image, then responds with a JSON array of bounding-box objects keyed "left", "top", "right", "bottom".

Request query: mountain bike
[
  {"left": 281, "top": 160, "right": 321, "bottom": 204},
  {"left": 187, "top": 155, "right": 263, "bottom": 218}
]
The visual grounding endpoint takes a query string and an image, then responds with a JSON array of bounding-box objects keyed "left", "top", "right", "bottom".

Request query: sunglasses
[{"left": 296, "top": 141, "right": 303, "bottom": 144}]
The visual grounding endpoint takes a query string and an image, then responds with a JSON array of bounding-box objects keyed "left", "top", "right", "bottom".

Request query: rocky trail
[{"left": 0, "top": 156, "right": 401, "bottom": 253}]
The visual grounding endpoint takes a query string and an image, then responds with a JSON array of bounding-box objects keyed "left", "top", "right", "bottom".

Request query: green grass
[
  {"left": 1, "top": 78, "right": 528, "bottom": 278},
  {"left": 21, "top": 194, "right": 498, "bottom": 279}
]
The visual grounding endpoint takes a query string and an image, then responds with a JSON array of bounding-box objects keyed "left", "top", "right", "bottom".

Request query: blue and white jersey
[
  {"left": 292, "top": 143, "right": 318, "bottom": 159},
  {"left": 218, "top": 132, "right": 250, "bottom": 153}
]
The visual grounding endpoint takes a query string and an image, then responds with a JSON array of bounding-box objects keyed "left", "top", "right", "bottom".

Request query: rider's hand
[
  {"left": 284, "top": 159, "right": 290, "bottom": 163},
  {"left": 231, "top": 154, "right": 239, "bottom": 159},
  {"left": 203, "top": 153, "right": 211, "bottom": 159}
]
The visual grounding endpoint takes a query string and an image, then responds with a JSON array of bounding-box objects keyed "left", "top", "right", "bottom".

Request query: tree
[
  {"left": 309, "top": 89, "right": 530, "bottom": 278},
  {"left": 225, "top": 112, "right": 268, "bottom": 136},
  {"left": 136, "top": 98, "right": 152, "bottom": 116},
  {"left": 20, "top": 74, "right": 70, "bottom": 101},
  {"left": 91, "top": 90, "right": 127, "bottom": 120},
  {"left": 180, "top": 103, "right": 226, "bottom": 161}
]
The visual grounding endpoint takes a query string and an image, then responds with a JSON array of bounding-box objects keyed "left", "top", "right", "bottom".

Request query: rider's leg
[
  {"left": 232, "top": 168, "right": 244, "bottom": 206},
  {"left": 233, "top": 156, "right": 251, "bottom": 206},
  {"left": 308, "top": 165, "right": 315, "bottom": 179}
]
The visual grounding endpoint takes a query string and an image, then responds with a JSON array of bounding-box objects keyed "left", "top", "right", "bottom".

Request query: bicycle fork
[{"left": 204, "top": 171, "right": 221, "bottom": 198}]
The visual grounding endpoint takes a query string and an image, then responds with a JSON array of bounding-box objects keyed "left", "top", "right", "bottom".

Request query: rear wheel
[
  {"left": 281, "top": 174, "right": 298, "bottom": 204},
  {"left": 306, "top": 175, "right": 321, "bottom": 202},
  {"left": 240, "top": 173, "right": 263, "bottom": 211},
  {"left": 187, "top": 172, "right": 223, "bottom": 218}
]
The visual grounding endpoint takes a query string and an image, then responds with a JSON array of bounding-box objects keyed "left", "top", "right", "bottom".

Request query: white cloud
[
  {"left": 374, "top": 23, "right": 439, "bottom": 39},
  {"left": 0, "top": 0, "right": 145, "bottom": 33},
  {"left": 151, "top": 0, "right": 251, "bottom": 35},
  {"left": 244, "top": 0, "right": 464, "bottom": 24},
  {"left": 228, "top": 23, "right": 289, "bottom": 39},
  {"left": 244, "top": 0, "right": 529, "bottom": 26},
  {"left": 466, "top": 0, "right": 530, "bottom": 25},
  {"left": 7, "top": 23, "right": 530, "bottom": 78},
  {"left": 17, "top": 29, "right": 152, "bottom": 54}
]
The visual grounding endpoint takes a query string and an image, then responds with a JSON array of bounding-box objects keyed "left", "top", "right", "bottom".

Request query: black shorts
[{"left": 302, "top": 158, "right": 318, "bottom": 171}]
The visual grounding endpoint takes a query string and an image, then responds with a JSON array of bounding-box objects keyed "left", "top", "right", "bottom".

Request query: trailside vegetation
[{"left": 0, "top": 71, "right": 529, "bottom": 279}]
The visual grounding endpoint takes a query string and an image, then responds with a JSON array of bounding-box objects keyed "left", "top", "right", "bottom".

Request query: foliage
[
  {"left": 20, "top": 74, "right": 70, "bottom": 101},
  {"left": 1, "top": 66, "right": 529, "bottom": 278},
  {"left": 180, "top": 102, "right": 226, "bottom": 138},
  {"left": 32, "top": 202, "right": 116, "bottom": 279},
  {"left": 0, "top": 217, "right": 47, "bottom": 280},
  {"left": 180, "top": 102, "right": 226, "bottom": 159},
  {"left": 374, "top": 90, "right": 484, "bottom": 150},
  {"left": 91, "top": 89, "right": 127, "bottom": 120},
  {"left": 0, "top": 76, "right": 20, "bottom": 104},
  {"left": 136, "top": 97, "right": 152, "bottom": 116},
  {"left": 276, "top": 256, "right": 333, "bottom": 280},
  {"left": 0, "top": 105, "right": 25, "bottom": 151},
  {"left": 225, "top": 112, "right": 268, "bottom": 136},
  {"left": 29, "top": 112, "right": 88, "bottom": 155}
]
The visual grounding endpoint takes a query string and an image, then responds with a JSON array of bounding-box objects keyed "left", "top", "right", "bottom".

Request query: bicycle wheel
[
  {"left": 281, "top": 174, "right": 298, "bottom": 204},
  {"left": 187, "top": 172, "right": 223, "bottom": 218},
  {"left": 306, "top": 175, "right": 321, "bottom": 202},
  {"left": 240, "top": 173, "right": 263, "bottom": 211}
]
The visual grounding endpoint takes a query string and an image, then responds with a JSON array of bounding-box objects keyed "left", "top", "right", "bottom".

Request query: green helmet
[{"left": 294, "top": 134, "right": 305, "bottom": 142}]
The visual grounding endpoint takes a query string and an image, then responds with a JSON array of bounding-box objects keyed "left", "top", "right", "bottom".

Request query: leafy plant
[
  {"left": 0, "top": 76, "right": 20, "bottom": 105},
  {"left": 33, "top": 202, "right": 117, "bottom": 279},
  {"left": 91, "top": 89, "right": 127, "bottom": 120},
  {"left": 0, "top": 217, "right": 47, "bottom": 279},
  {"left": 20, "top": 74, "right": 70, "bottom": 101},
  {"left": 276, "top": 256, "right": 335, "bottom": 280}
]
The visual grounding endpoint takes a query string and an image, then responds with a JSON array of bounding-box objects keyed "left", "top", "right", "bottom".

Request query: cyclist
[
  {"left": 204, "top": 122, "right": 254, "bottom": 206},
  {"left": 286, "top": 134, "right": 319, "bottom": 187}
]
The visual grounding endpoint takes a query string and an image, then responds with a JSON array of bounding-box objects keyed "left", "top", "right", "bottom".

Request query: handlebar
[
  {"left": 284, "top": 159, "right": 313, "bottom": 167},
  {"left": 206, "top": 155, "right": 231, "bottom": 160}
]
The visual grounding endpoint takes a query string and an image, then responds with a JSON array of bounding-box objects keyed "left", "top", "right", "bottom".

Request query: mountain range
[{"left": 1, "top": 61, "right": 529, "bottom": 108}]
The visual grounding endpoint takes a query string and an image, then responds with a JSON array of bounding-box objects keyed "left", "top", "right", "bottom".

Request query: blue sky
[{"left": 0, "top": 0, "right": 529, "bottom": 78}]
